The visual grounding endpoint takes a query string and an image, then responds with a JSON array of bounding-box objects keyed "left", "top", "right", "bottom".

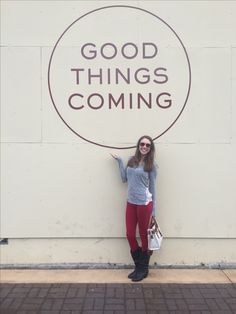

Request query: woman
[{"left": 111, "top": 135, "right": 158, "bottom": 282}]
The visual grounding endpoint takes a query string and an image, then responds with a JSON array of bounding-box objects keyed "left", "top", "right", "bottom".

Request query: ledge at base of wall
[{"left": 1, "top": 263, "right": 236, "bottom": 270}]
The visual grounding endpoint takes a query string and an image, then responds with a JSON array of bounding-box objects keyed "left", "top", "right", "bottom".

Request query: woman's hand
[{"left": 148, "top": 215, "right": 154, "bottom": 227}]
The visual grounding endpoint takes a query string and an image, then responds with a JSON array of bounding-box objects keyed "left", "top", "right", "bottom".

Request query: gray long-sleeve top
[{"left": 116, "top": 158, "right": 158, "bottom": 216}]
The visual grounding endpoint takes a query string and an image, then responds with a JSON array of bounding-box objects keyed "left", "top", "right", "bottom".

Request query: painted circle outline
[{"left": 48, "top": 5, "right": 191, "bottom": 149}]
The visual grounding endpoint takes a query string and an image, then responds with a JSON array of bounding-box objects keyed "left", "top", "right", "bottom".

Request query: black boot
[
  {"left": 128, "top": 246, "right": 142, "bottom": 279},
  {"left": 131, "top": 250, "right": 150, "bottom": 282}
]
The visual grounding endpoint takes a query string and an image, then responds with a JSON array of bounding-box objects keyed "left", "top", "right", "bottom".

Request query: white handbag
[{"left": 148, "top": 217, "right": 163, "bottom": 250}]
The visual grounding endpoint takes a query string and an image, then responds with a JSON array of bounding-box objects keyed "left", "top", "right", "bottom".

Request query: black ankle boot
[
  {"left": 132, "top": 250, "right": 150, "bottom": 282},
  {"left": 128, "top": 246, "right": 142, "bottom": 279}
]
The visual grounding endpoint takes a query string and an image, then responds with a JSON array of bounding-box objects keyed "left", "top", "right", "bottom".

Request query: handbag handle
[
  {"left": 149, "top": 216, "right": 157, "bottom": 228},
  {"left": 149, "top": 217, "right": 161, "bottom": 234}
]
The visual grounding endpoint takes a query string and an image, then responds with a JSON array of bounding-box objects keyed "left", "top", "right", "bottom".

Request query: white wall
[{"left": 1, "top": 0, "right": 236, "bottom": 266}]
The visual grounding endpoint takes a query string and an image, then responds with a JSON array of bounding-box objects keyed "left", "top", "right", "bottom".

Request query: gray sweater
[{"left": 116, "top": 158, "right": 158, "bottom": 216}]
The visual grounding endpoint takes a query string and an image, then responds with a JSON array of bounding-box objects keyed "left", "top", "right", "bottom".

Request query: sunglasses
[{"left": 139, "top": 142, "right": 151, "bottom": 148}]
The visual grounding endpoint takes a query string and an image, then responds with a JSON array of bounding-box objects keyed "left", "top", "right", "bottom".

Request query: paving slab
[
  {"left": 0, "top": 269, "right": 231, "bottom": 284},
  {"left": 224, "top": 269, "right": 236, "bottom": 283}
]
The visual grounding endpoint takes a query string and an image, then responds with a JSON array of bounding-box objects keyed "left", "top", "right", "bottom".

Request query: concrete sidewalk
[
  {"left": 1, "top": 269, "right": 236, "bottom": 313},
  {"left": 1, "top": 269, "right": 236, "bottom": 284}
]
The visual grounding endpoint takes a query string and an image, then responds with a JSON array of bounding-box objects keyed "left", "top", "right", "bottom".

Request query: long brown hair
[{"left": 127, "top": 135, "right": 155, "bottom": 172}]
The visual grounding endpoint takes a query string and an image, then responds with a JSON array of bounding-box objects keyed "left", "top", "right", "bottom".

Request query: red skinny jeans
[{"left": 126, "top": 201, "right": 152, "bottom": 252}]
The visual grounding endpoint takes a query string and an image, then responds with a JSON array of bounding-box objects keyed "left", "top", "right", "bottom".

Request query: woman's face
[{"left": 139, "top": 137, "right": 152, "bottom": 157}]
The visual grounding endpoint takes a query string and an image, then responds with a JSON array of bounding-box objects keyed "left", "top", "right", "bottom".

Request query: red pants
[{"left": 126, "top": 201, "right": 152, "bottom": 252}]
